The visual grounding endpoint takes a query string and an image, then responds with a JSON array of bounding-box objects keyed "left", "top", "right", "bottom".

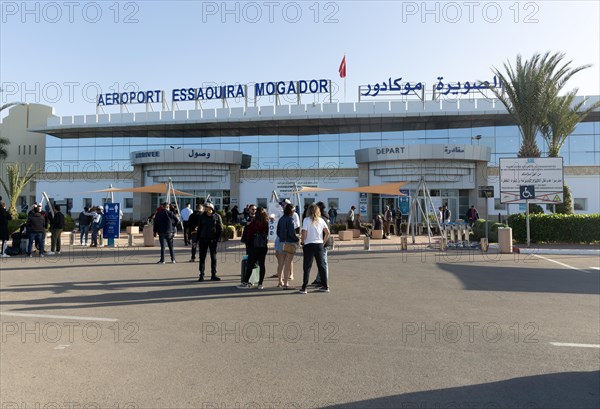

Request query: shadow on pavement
[
  {"left": 322, "top": 370, "right": 599, "bottom": 409},
  {"left": 438, "top": 262, "right": 600, "bottom": 295}
]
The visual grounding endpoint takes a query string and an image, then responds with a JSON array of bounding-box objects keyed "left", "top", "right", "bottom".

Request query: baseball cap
[{"left": 205, "top": 203, "right": 215, "bottom": 209}]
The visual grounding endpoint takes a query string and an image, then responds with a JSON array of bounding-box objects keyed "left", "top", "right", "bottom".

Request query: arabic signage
[
  {"left": 499, "top": 158, "right": 564, "bottom": 204},
  {"left": 360, "top": 76, "right": 502, "bottom": 98},
  {"left": 102, "top": 203, "right": 121, "bottom": 239},
  {"left": 399, "top": 189, "right": 410, "bottom": 215},
  {"left": 97, "top": 79, "right": 330, "bottom": 106}
]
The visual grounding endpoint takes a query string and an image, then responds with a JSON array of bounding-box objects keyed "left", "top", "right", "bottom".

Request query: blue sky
[{"left": 1, "top": 0, "right": 599, "bottom": 116}]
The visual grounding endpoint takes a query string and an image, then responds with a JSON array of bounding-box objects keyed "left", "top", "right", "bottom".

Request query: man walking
[
  {"left": 27, "top": 206, "right": 46, "bottom": 257},
  {"left": 196, "top": 203, "right": 223, "bottom": 281},
  {"left": 48, "top": 205, "right": 65, "bottom": 255},
  {"left": 466, "top": 205, "right": 479, "bottom": 226},
  {"left": 180, "top": 203, "right": 193, "bottom": 246},
  {"left": 383, "top": 205, "right": 393, "bottom": 238},
  {"left": 187, "top": 204, "right": 203, "bottom": 262},
  {"left": 153, "top": 201, "right": 178, "bottom": 264}
]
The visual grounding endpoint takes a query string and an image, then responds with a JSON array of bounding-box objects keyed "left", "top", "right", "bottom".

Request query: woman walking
[
  {"left": 299, "top": 203, "right": 330, "bottom": 294},
  {"left": 238, "top": 207, "right": 270, "bottom": 289}
]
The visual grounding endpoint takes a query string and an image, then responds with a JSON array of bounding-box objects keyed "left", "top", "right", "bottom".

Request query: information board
[
  {"left": 103, "top": 203, "right": 121, "bottom": 239},
  {"left": 499, "top": 158, "right": 564, "bottom": 204}
]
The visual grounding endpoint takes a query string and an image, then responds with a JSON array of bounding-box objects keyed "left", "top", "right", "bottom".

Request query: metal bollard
[
  {"left": 440, "top": 237, "right": 447, "bottom": 251},
  {"left": 363, "top": 235, "right": 370, "bottom": 251},
  {"left": 128, "top": 234, "right": 134, "bottom": 247},
  {"left": 480, "top": 238, "right": 489, "bottom": 252}
]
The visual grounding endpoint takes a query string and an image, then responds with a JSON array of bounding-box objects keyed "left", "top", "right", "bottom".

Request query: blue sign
[
  {"left": 103, "top": 203, "right": 121, "bottom": 239},
  {"left": 399, "top": 190, "right": 410, "bottom": 214}
]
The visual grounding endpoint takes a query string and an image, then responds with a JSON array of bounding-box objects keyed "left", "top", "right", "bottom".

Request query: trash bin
[
  {"left": 143, "top": 227, "right": 155, "bottom": 247},
  {"left": 497, "top": 227, "right": 513, "bottom": 254}
]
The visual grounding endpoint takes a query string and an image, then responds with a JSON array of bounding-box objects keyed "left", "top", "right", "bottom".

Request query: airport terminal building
[{"left": 1, "top": 94, "right": 599, "bottom": 222}]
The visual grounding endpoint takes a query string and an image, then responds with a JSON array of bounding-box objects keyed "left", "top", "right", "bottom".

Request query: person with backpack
[
  {"left": 237, "top": 207, "right": 269, "bottom": 290},
  {"left": 196, "top": 203, "right": 223, "bottom": 282},
  {"left": 466, "top": 205, "right": 480, "bottom": 226},
  {"left": 153, "top": 201, "right": 178, "bottom": 264}
]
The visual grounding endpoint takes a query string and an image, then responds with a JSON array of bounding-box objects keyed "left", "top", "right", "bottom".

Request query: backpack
[
  {"left": 253, "top": 232, "right": 268, "bottom": 248},
  {"left": 5, "top": 246, "right": 21, "bottom": 256}
]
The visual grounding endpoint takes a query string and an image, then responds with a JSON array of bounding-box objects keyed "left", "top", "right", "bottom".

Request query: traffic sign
[
  {"left": 479, "top": 186, "right": 494, "bottom": 198},
  {"left": 519, "top": 185, "right": 535, "bottom": 201}
]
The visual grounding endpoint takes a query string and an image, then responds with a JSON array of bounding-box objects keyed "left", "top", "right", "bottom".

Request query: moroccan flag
[{"left": 339, "top": 55, "right": 346, "bottom": 78}]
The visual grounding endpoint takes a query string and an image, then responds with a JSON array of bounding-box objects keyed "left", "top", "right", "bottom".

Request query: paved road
[{"left": 1, "top": 242, "right": 599, "bottom": 409}]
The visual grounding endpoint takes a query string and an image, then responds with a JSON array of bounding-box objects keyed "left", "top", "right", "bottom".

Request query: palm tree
[
  {"left": 0, "top": 163, "right": 41, "bottom": 218},
  {"left": 490, "top": 52, "right": 591, "bottom": 157},
  {"left": 541, "top": 90, "right": 600, "bottom": 157}
]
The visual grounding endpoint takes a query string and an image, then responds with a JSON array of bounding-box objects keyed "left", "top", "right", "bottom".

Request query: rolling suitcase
[{"left": 241, "top": 255, "right": 260, "bottom": 285}]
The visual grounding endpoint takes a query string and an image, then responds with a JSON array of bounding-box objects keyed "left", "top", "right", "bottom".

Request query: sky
[{"left": 1, "top": 0, "right": 599, "bottom": 116}]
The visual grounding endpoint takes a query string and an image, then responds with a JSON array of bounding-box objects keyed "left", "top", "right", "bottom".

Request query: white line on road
[
  {"left": 590, "top": 267, "right": 600, "bottom": 271},
  {"left": 550, "top": 342, "right": 600, "bottom": 349},
  {"left": 0, "top": 312, "right": 118, "bottom": 322},
  {"left": 532, "top": 254, "right": 591, "bottom": 273}
]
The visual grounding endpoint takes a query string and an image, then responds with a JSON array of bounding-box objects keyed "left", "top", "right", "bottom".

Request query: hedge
[
  {"left": 507, "top": 213, "right": 600, "bottom": 243},
  {"left": 471, "top": 219, "right": 507, "bottom": 243}
]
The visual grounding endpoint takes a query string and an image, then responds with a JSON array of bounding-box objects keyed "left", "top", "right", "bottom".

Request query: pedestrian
[
  {"left": 180, "top": 203, "right": 193, "bottom": 246},
  {"left": 78, "top": 206, "right": 94, "bottom": 246},
  {"left": 383, "top": 205, "right": 393, "bottom": 238},
  {"left": 347, "top": 206, "right": 356, "bottom": 229},
  {"left": 153, "top": 202, "right": 178, "bottom": 264},
  {"left": 240, "top": 204, "right": 257, "bottom": 255},
  {"left": 466, "top": 205, "right": 479, "bottom": 226},
  {"left": 90, "top": 207, "right": 104, "bottom": 247},
  {"left": 0, "top": 201, "right": 12, "bottom": 257},
  {"left": 231, "top": 205, "right": 240, "bottom": 224},
  {"left": 274, "top": 203, "right": 299, "bottom": 289},
  {"left": 238, "top": 207, "right": 270, "bottom": 289},
  {"left": 187, "top": 204, "right": 204, "bottom": 262},
  {"left": 196, "top": 203, "right": 223, "bottom": 281},
  {"left": 443, "top": 204, "right": 451, "bottom": 223},
  {"left": 395, "top": 207, "right": 403, "bottom": 236},
  {"left": 328, "top": 204, "right": 337, "bottom": 225},
  {"left": 311, "top": 202, "right": 333, "bottom": 288},
  {"left": 48, "top": 205, "right": 65, "bottom": 255},
  {"left": 27, "top": 206, "right": 46, "bottom": 257},
  {"left": 299, "top": 203, "right": 330, "bottom": 294}
]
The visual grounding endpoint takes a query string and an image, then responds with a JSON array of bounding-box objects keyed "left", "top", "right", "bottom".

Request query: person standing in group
[
  {"left": 299, "top": 203, "right": 330, "bottom": 294},
  {"left": 196, "top": 203, "right": 223, "bottom": 282},
  {"left": 90, "top": 207, "right": 104, "bottom": 247},
  {"left": 240, "top": 204, "right": 257, "bottom": 255},
  {"left": 328, "top": 205, "right": 337, "bottom": 225},
  {"left": 238, "top": 207, "right": 270, "bottom": 290},
  {"left": 274, "top": 203, "right": 299, "bottom": 289},
  {"left": 48, "top": 205, "right": 65, "bottom": 255},
  {"left": 187, "top": 204, "right": 204, "bottom": 262},
  {"left": 395, "top": 207, "right": 403, "bottom": 236},
  {"left": 27, "top": 206, "right": 46, "bottom": 257},
  {"left": 383, "top": 205, "right": 393, "bottom": 238},
  {"left": 153, "top": 201, "right": 178, "bottom": 264},
  {"left": 231, "top": 205, "right": 241, "bottom": 224},
  {"left": 180, "top": 203, "right": 193, "bottom": 246},
  {"left": 466, "top": 205, "right": 479, "bottom": 226},
  {"left": 78, "top": 207, "right": 93, "bottom": 246},
  {"left": 0, "top": 202, "right": 12, "bottom": 257},
  {"left": 311, "top": 202, "right": 333, "bottom": 288},
  {"left": 347, "top": 206, "right": 356, "bottom": 229},
  {"left": 443, "top": 204, "right": 451, "bottom": 223}
]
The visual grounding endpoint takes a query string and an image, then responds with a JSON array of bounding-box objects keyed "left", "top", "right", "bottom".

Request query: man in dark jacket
[
  {"left": 196, "top": 203, "right": 223, "bottom": 281},
  {"left": 27, "top": 206, "right": 46, "bottom": 257},
  {"left": 78, "top": 207, "right": 93, "bottom": 246},
  {"left": 0, "top": 201, "right": 12, "bottom": 257},
  {"left": 153, "top": 202, "right": 178, "bottom": 264},
  {"left": 187, "top": 204, "right": 204, "bottom": 262},
  {"left": 48, "top": 205, "right": 65, "bottom": 255}
]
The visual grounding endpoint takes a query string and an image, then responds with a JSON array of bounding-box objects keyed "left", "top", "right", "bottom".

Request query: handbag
[{"left": 283, "top": 242, "right": 297, "bottom": 254}]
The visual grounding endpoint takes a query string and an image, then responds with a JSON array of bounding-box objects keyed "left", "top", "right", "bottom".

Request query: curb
[{"left": 513, "top": 246, "right": 600, "bottom": 256}]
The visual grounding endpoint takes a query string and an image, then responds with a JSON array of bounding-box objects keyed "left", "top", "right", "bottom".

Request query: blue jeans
[
  {"left": 302, "top": 243, "right": 328, "bottom": 290},
  {"left": 158, "top": 233, "right": 175, "bottom": 262},
  {"left": 27, "top": 232, "right": 44, "bottom": 255},
  {"left": 80, "top": 225, "right": 90, "bottom": 244},
  {"left": 91, "top": 223, "right": 100, "bottom": 246}
]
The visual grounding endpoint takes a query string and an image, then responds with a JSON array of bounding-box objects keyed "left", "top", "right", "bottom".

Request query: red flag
[{"left": 338, "top": 55, "right": 346, "bottom": 78}]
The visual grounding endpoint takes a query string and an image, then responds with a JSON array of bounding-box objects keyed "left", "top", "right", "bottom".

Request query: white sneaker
[
  {"left": 0, "top": 253, "right": 9, "bottom": 258},
  {"left": 257, "top": 284, "right": 264, "bottom": 290},
  {"left": 47, "top": 251, "right": 55, "bottom": 255},
  {"left": 57, "top": 252, "right": 61, "bottom": 255},
  {"left": 237, "top": 283, "right": 251, "bottom": 289}
]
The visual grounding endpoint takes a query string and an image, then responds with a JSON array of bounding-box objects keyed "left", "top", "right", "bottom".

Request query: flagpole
[{"left": 344, "top": 77, "right": 346, "bottom": 102}]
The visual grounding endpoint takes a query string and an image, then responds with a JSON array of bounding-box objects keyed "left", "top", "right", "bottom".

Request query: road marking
[
  {"left": 550, "top": 342, "right": 600, "bottom": 349},
  {"left": 54, "top": 345, "right": 71, "bottom": 350},
  {"left": 0, "top": 312, "right": 118, "bottom": 322},
  {"left": 590, "top": 267, "right": 600, "bottom": 271},
  {"left": 532, "top": 254, "right": 590, "bottom": 273}
]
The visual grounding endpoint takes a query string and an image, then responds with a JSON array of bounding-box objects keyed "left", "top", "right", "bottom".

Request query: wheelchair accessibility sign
[{"left": 519, "top": 185, "right": 535, "bottom": 200}]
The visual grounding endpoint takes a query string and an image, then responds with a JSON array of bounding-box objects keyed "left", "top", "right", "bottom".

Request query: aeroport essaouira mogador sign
[{"left": 96, "top": 79, "right": 331, "bottom": 106}]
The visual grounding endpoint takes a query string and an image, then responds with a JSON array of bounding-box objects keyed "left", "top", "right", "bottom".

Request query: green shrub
[
  {"left": 233, "top": 224, "right": 244, "bottom": 237},
  {"left": 555, "top": 184, "right": 574, "bottom": 214},
  {"left": 528, "top": 203, "right": 545, "bottom": 214},
  {"left": 221, "top": 225, "right": 235, "bottom": 240},
  {"left": 507, "top": 213, "right": 600, "bottom": 243},
  {"left": 329, "top": 223, "right": 347, "bottom": 234},
  {"left": 471, "top": 219, "right": 507, "bottom": 242}
]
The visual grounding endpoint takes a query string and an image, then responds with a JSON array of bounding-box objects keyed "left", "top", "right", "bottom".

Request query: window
[
  {"left": 494, "top": 199, "right": 506, "bottom": 211},
  {"left": 574, "top": 198, "right": 587, "bottom": 211},
  {"left": 256, "top": 198, "right": 267, "bottom": 208},
  {"left": 83, "top": 198, "right": 92, "bottom": 208},
  {"left": 125, "top": 198, "right": 134, "bottom": 209},
  {"left": 18, "top": 145, "right": 21, "bottom": 155},
  {"left": 34, "top": 145, "right": 37, "bottom": 155}
]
